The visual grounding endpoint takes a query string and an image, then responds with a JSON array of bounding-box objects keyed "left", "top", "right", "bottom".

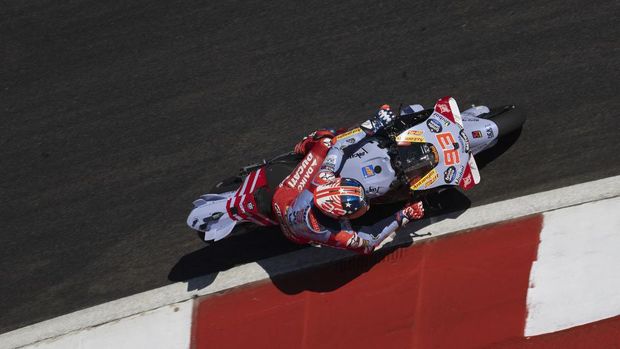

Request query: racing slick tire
[{"left": 482, "top": 105, "right": 526, "bottom": 137}]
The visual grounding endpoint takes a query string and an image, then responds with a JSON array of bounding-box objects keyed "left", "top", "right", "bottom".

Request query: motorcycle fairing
[
  {"left": 337, "top": 139, "right": 398, "bottom": 199},
  {"left": 434, "top": 96, "right": 463, "bottom": 126},
  {"left": 396, "top": 97, "right": 479, "bottom": 191}
]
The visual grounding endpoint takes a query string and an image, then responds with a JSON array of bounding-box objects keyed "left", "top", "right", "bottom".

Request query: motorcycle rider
[{"left": 272, "top": 105, "right": 425, "bottom": 254}]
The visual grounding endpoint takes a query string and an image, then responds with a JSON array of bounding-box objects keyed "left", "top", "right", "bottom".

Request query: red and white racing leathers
[{"left": 272, "top": 133, "right": 422, "bottom": 254}]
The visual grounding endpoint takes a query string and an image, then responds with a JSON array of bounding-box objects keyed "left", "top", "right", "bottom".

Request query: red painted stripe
[
  {"left": 224, "top": 198, "right": 236, "bottom": 221},
  {"left": 248, "top": 168, "right": 261, "bottom": 193},
  {"left": 243, "top": 171, "right": 257, "bottom": 195},
  {"left": 232, "top": 195, "right": 247, "bottom": 220},
  {"left": 434, "top": 96, "right": 455, "bottom": 122},
  {"left": 191, "top": 215, "right": 543, "bottom": 349},
  {"left": 255, "top": 167, "right": 268, "bottom": 188}
]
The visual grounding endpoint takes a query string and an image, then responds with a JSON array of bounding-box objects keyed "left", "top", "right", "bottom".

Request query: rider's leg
[{"left": 272, "top": 139, "right": 331, "bottom": 244}]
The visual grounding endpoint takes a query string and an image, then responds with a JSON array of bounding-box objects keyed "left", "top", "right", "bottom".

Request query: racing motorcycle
[{"left": 187, "top": 97, "right": 525, "bottom": 242}]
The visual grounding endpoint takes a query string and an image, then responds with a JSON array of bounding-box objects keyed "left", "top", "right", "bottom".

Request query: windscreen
[{"left": 396, "top": 143, "right": 439, "bottom": 183}]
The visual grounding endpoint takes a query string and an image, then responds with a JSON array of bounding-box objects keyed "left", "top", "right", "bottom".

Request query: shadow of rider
[{"left": 167, "top": 188, "right": 471, "bottom": 294}]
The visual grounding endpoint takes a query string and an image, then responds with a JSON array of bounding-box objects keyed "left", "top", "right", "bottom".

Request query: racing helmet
[{"left": 313, "top": 178, "right": 369, "bottom": 219}]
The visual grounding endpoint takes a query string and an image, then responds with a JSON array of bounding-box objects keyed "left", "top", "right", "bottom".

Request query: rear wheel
[
  {"left": 209, "top": 176, "right": 243, "bottom": 194},
  {"left": 480, "top": 105, "right": 526, "bottom": 137},
  {"left": 473, "top": 105, "right": 525, "bottom": 169}
]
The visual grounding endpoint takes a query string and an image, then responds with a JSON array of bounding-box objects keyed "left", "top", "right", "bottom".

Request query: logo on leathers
[
  {"left": 274, "top": 203, "right": 295, "bottom": 239},
  {"left": 287, "top": 153, "right": 318, "bottom": 191}
]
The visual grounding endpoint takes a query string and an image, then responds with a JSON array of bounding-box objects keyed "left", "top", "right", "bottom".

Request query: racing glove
[
  {"left": 396, "top": 201, "right": 425, "bottom": 227},
  {"left": 360, "top": 104, "right": 396, "bottom": 135},
  {"left": 293, "top": 129, "right": 336, "bottom": 155}
]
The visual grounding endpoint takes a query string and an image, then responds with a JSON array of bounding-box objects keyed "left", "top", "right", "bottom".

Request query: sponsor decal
[
  {"left": 485, "top": 125, "right": 495, "bottom": 139},
  {"left": 396, "top": 130, "right": 426, "bottom": 143},
  {"left": 321, "top": 155, "right": 336, "bottom": 172},
  {"left": 463, "top": 174, "right": 472, "bottom": 187},
  {"left": 336, "top": 127, "right": 363, "bottom": 140},
  {"left": 287, "top": 209, "right": 307, "bottom": 226},
  {"left": 246, "top": 202, "right": 254, "bottom": 210},
  {"left": 346, "top": 138, "right": 356, "bottom": 144},
  {"left": 459, "top": 129, "right": 471, "bottom": 153},
  {"left": 426, "top": 118, "right": 443, "bottom": 133},
  {"left": 361, "top": 165, "right": 376, "bottom": 178},
  {"left": 437, "top": 103, "right": 451, "bottom": 114},
  {"left": 431, "top": 111, "right": 452, "bottom": 126},
  {"left": 367, "top": 185, "right": 381, "bottom": 194},
  {"left": 306, "top": 209, "right": 324, "bottom": 233},
  {"left": 437, "top": 114, "right": 452, "bottom": 126},
  {"left": 444, "top": 166, "right": 457, "bottom": 183},
  {"left": 286, "top": 152, "right": 318, "bottom": 191},
  {"left": 274, "top": 203, "right": 295, "bottom": 239},
  {"left": 348, "top": 147, "right": 369, "bottom": 160},
  {"left": 472, "top": 130, "right": 483, "bottom": 138},
  {"left": 321, "top": 137, "right": 332, "bottom": 148},
  {"left": 456, "top": 165, "right": 465, "bottom": 182},
  {"left": 324, "top": 154, "right": 337, "bottom": 166},
  {"left": 410, "top": 169, "right": 439, "bottom": 190},
  {"left": 407, "top": 129, "right": 424, "bottom": 135},
  {"left": 435, "top": 132, "right": 461, "bottom": 166}
]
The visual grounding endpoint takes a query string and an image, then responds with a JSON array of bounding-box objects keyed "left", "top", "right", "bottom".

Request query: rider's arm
[
  {"left": 315, "top": 128, "right": 367, "bottom": 183},
  {"left": 293, "top": 129, "right": 336, "bottom": 156},
  {"left": 321, "top": 201, "right": 425, "bottom": 255},
  {"left": 325, "top": 217, "right": 400, "bottom": 254},
  {"left": 316, "top": 105, "right": 396, "bottom": 184}
]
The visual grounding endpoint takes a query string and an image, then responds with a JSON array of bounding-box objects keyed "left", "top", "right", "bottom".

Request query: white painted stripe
[
  {"left": 237, "top": 171, "right": 251, "bottom": 196},
  {"left": 524, "top": 196, "right": 620, "bottom": 336},
  {"left": 229, "top": 195, "right": 243, "bottom": 221},
  {"left": 449, "top": 97, "right": 463, "bottom": 126},
  {"left": 22, "top": 301, "right": 192, "bottom": 349},
  {"left": 2, "top": 175, "right": 619, "bottom": 349},
  {"left": 468, "top": 153, "right": 481, "bottom": 184},
  {"left": 249, "top": 167, "right": 262, "bottom": 193}
]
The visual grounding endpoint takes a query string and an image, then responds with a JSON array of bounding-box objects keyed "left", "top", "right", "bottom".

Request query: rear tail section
[
  {"left": 187, "top": 192, "right": 238, "bottom": 241},
  {"left": 187, "top": 167, "right": 277, "bottom": 241}
]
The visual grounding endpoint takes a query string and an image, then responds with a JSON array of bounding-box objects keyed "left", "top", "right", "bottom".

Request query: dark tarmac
[{"left": 1, "top": 0, "right": 619, "bottom": 333}]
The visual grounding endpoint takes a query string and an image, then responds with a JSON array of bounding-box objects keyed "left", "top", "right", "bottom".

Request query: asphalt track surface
[{"left": 1, "top": 0, "right": 619, "bottom": 334}]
